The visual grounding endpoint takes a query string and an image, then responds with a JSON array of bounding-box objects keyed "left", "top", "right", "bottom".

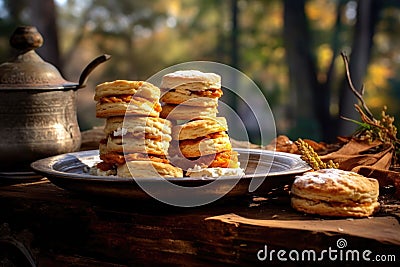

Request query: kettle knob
[{"left": 9, "top": 26, "right": 43, "bottom": 52}]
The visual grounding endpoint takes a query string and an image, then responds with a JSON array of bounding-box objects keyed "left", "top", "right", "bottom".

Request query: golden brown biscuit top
[
  {"left": 172, "top": 117, "right": 228, "bottom": 140},
  {"left": 94, "top": 80, "right": 160, "bottom": 101}
]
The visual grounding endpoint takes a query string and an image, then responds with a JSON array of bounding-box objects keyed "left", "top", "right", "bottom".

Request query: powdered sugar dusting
[
  {"left": 186, "top": 165, "right": 244, "bottom": 178},
  {"left": 293, "top": 168, "right": 360, "bottom": 187},
  {"left": 164, "top": 70, "right": 220, "bottom": 80},
  {"left": 161, "top": 70, "right": 221, "bottom": 89}
]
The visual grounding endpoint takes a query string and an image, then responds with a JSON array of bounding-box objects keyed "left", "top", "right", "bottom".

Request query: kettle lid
[{"left": 0, "top": 26, "right": 77, "bottom": 90}]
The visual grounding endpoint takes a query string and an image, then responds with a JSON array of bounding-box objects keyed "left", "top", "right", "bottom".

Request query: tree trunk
[
  {"left": 228, "top": 0, "right": 239, "bottom": 112},
  {"left": 338, "top": 0, "right": 382, "bottom": 136},
  {"left": 321, "top": 0, "right": 346, "bottom": 142},
  {"left": 230, "top": 0, "right": 239, "bottom": 69},
  {"left": 28, "top": 0, "right": 61, "bottom": 68},
  {"left": 283, "top": 0, "right": 321, "bottom": 140}
]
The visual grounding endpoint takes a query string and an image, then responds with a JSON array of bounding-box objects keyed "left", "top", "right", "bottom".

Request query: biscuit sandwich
[
  {"left": 103, "top": 116, "right": 172, "bottom": 156},
  {"left": 291, "top": 168, "right": 380, "bottom": 217},
  {"left": 160, "top": 70, "right": 222, "bottom": 120},
  {"left": 95, "top": 80, "right": 162, "bottom": 118},
  {"left": 168, "top": 117, "right": 243, "bottom": 177}
]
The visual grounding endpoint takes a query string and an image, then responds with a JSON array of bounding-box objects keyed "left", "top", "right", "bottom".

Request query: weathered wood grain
[{"left": 0, "top": 180, "right": 399, "bottom": 266}]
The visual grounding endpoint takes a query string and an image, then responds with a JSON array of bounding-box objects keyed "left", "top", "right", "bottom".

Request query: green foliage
[{"left": 1, "top": 0, "right": 400, "bottom": 140}]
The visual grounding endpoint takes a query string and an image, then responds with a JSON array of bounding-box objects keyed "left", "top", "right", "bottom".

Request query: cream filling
[
  {"left": 113, "top": 127, "right": 128, "bottom": 137},
  {"left": 186, "top": 164, "right": 244, "bottom": 178}
]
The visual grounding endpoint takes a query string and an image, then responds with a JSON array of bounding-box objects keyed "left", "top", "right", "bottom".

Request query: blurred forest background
[{"left": 1, "top": 0, "right": 400, "bottom": 145}]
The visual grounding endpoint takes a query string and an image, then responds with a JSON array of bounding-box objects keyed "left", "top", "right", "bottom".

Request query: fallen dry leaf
[
  {"left": 356, "top": 166, "right": 400, "bottom": 198},
  {"left": 320, "top": 138, "right": 393, "bottom": 172},
  {"left": 264, "top": 135, "right": 330, "bottom": 154}
]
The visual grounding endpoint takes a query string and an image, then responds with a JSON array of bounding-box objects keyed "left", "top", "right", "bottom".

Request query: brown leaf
[
  {"left": 264, "top": 135, "right": 331, "bottom": 154},
  {"left": 329, "top": 139, "right": 382, "bottom": 155},
  {"left": 320, "top": 139, "right": 393, "bottom": 171},
  {"left": 356, "top": 166, "right": 400, "bottom": 198},
  {"left": 264, "top": 135, "right": 298, "bottom": 154}
]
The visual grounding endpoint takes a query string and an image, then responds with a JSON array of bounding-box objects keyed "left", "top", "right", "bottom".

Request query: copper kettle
[{"left": 0, "top": 26, "right": 110, "bottom": 171}]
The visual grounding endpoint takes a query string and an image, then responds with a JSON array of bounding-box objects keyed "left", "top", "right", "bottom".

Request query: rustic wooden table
[
  {"left": 0, "top": 130, "right": 399, "bottom": 266},
  {"left": 1, "top": 177, "right": 399, "bottom": 266}
]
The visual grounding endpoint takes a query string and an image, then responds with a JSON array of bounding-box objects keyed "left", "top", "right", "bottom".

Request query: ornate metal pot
[{"left": 0, "top": 26, "right": 110, "bottom": 171}]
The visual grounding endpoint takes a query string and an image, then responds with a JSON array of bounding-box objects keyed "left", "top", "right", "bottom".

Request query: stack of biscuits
[
  {"left": 159, "top": 70, "right": 242, "bottom": 176},
  {"left": 160, "top": 70, "right": 222, "bottom": 119},
  {"left": 93, "top": 80, "right": 183, "bottom": 178}
]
